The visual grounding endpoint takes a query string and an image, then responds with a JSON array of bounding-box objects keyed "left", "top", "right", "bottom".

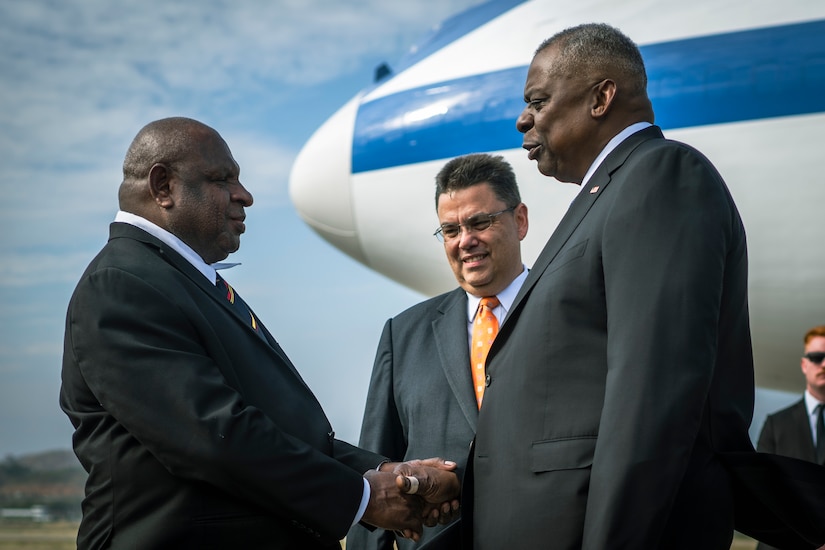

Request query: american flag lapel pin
[{"left": 589, "top": 185, "right": 599, "bottom": 194}]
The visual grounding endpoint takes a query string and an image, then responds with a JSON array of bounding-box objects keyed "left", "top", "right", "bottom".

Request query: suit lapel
[
  {"left": 111, "top": 223, "right": 299, "bottom": 374},
  {"left": 432, "top": 289, "right": 478, "bottom": 430},
  {"left": 112, "top": 222, "right": 221, "bottom": 300},
  {"left": 197, "top": 269, "right": 299, "bottom": 374},
  {"left": 790, "top": 401, "right": 818, "bottom": 462},
  {"left": 503, "top": 125, "right": 664, "bottom": 332}
]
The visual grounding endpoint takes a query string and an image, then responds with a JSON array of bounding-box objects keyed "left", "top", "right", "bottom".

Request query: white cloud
[
  {"left": 0, "top": 0, "right": 483, "bottom": 241},
  {"left": 0, "top": 0, "right": 478, "bottom": 123},
  {"left": 0, "top": 0, "right": 483, "bottom": 454}
]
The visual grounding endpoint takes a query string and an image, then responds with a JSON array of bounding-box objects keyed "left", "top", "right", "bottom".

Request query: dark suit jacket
[
  {"left": 464, "top": 126, "right": 825, "bottom": 550},
  {"left": 468, "top": 126, "right": 756, "bottom": 549},
  {"left": 758, "top": 399, "right": 817, "bottom": 462},
  {"left": 60, "top": 223, "right": 384, "bottom": 549},
  {"left": 347, "top": 288, "right": 474, "bottom": 550},
  {"left": 755, "top": 400, "right": 819, "bottom": 550}
]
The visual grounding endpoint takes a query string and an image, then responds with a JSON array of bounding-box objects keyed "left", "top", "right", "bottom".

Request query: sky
[
  {"left": 0, "top": 0, "right": 799, "bottom": 458},
  {"left": 0, "top": 0, "right": 486, "bottom": 457}
]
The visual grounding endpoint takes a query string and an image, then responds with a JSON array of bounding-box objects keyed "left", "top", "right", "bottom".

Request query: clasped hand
[{"left": 362, "top": 457, "right": 460, "bottom": 541}]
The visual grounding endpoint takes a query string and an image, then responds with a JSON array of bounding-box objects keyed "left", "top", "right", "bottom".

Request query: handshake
[{"left": 362, "top": 457, "right": 461, "bottom": 542}]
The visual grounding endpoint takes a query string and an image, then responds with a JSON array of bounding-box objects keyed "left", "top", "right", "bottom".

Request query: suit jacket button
[{"left": 485, "top": 374, "right": 491, "bottom": 387}]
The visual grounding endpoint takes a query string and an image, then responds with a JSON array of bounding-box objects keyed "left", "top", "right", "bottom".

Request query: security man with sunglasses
[
  {"left": 758, "top": 325, "right": 825, "bottom": 464},
  {"left": 755, "top": 325, "right": 825, "bottom": 550},
  {"left": 758, "top": 325, "right": 825, "bottom": 460}
]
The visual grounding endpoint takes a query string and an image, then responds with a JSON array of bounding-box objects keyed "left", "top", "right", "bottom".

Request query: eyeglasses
[
  {"left": 434, "top": 207, "right": 516, "bottom": 243},
  {"left": 803, "top": 351, "right": 825, "bottom": 365}
]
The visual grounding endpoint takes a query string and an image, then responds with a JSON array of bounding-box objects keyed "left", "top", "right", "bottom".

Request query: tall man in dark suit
[
  {"left": 466, "top": 23, "right": 757, "bottom": 549},
  {"left": 60, "top": 117, "right": 459, "bottom": 549},
  {"left": 756, "top": 325, "right": 825, "bottom": 550},
  {"left": 347, "top": 154, "right": 529, "bottom": 550}
]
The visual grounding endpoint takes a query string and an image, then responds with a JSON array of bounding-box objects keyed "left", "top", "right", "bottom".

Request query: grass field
[
  {"left": 0, "top": 521, "right": 758, "bottom": 549},
  {"left": 0, "top": 522, "right": 78, "bottom": 550},
  {"left": 732, "top": 532, "right": 760, "bottom": 550}
]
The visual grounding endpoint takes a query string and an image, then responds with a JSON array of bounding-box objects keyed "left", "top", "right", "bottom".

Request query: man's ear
[
  {"left": 591, "top": 78, "right": 616, "bottom": 118},
  {"left": 515, "top": 203, "right": 529, "bottom": 241},
  {"left": 148, "top": 163, "right": 174, "bottom": 208}
]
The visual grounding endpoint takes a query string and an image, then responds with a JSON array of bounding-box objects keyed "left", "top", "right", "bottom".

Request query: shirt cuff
[{"left": 352, "top": 477, "right": 370, "bottom": 526}]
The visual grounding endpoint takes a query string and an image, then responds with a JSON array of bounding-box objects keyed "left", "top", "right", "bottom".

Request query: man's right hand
[
  {"left": 387, "top": 457, "right": 460, "bottom": 527},
  {"left": 361, "top": 457, "right": 461, "bottom": 540},
  {"left": 362, "top": 469, "right": 426, "bottom": 541}
]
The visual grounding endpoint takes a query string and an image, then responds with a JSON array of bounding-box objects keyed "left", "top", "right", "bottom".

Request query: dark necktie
[
  {"left": 215, "top": 273, "right": 264, "bottom": 340},
  {"left": 816, "top": 403, "right": 825, "bottom": 465}
]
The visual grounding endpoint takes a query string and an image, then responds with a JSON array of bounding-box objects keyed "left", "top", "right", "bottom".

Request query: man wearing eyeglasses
[{"left": 347, "top": 154, "right": 529, "bottom": 550}]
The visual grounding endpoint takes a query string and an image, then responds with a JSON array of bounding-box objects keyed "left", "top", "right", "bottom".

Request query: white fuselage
[{"left": 290, "top": 0, "right": 825, "bottom": 392}]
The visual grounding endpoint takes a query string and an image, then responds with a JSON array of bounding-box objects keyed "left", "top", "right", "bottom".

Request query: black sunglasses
[{"left": 803, "top": 351, "right": 825, "bottom": 365}]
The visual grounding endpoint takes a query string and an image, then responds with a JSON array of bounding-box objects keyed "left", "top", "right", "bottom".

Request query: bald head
[
  {"left": 116, "top": 117, "right": 253, "bottom": 263},
  {"left": 119, "top": 117, "right": 220, "bottom": 212}
]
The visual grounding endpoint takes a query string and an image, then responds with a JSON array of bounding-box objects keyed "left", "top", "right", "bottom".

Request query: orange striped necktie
[{"left": 471, "top": 296, "right": 500, "bottom": 409}]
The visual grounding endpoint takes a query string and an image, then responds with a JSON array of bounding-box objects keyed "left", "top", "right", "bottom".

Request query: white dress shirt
[
  {"left": 466, "top": 266, "right": 529, "bottom": 351},
  {"left": 804, "top": 390, "right": 824, "bottom": 446},
  {"left": 579, "top": 121, "right": 653, "bottom": 192}
]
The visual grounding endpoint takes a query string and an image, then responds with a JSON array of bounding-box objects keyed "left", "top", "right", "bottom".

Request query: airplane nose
[{"left": 289, "top": 95, "right": 368, "bottom": 264}]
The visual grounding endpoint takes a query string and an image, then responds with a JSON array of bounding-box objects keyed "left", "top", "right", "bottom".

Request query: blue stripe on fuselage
[{"left": 352, "top": 20, "right": 825, "bottom": 174}]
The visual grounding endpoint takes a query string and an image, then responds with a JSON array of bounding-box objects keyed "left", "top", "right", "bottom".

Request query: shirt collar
[
  {"left": 114, "top": 211, "right": 239, "bottom": 284},
  {"left": 804, "top": 389, "right": 824, "bottom": 415},
  {"left": 579, "top": 121, "right": 653, "bottom": 191},
  {"left": 467, "top": 266, "right": 529, "bottom": 322}
]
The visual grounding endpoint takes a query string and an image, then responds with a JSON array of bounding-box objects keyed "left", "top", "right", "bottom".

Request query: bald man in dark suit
[{"left": 60, "top": 117, "right": 458, "bottom": 549}]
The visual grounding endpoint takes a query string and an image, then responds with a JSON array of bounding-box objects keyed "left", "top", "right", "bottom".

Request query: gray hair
[{"left": 536, "top": 23, "right": 647, "bottom": 96}]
